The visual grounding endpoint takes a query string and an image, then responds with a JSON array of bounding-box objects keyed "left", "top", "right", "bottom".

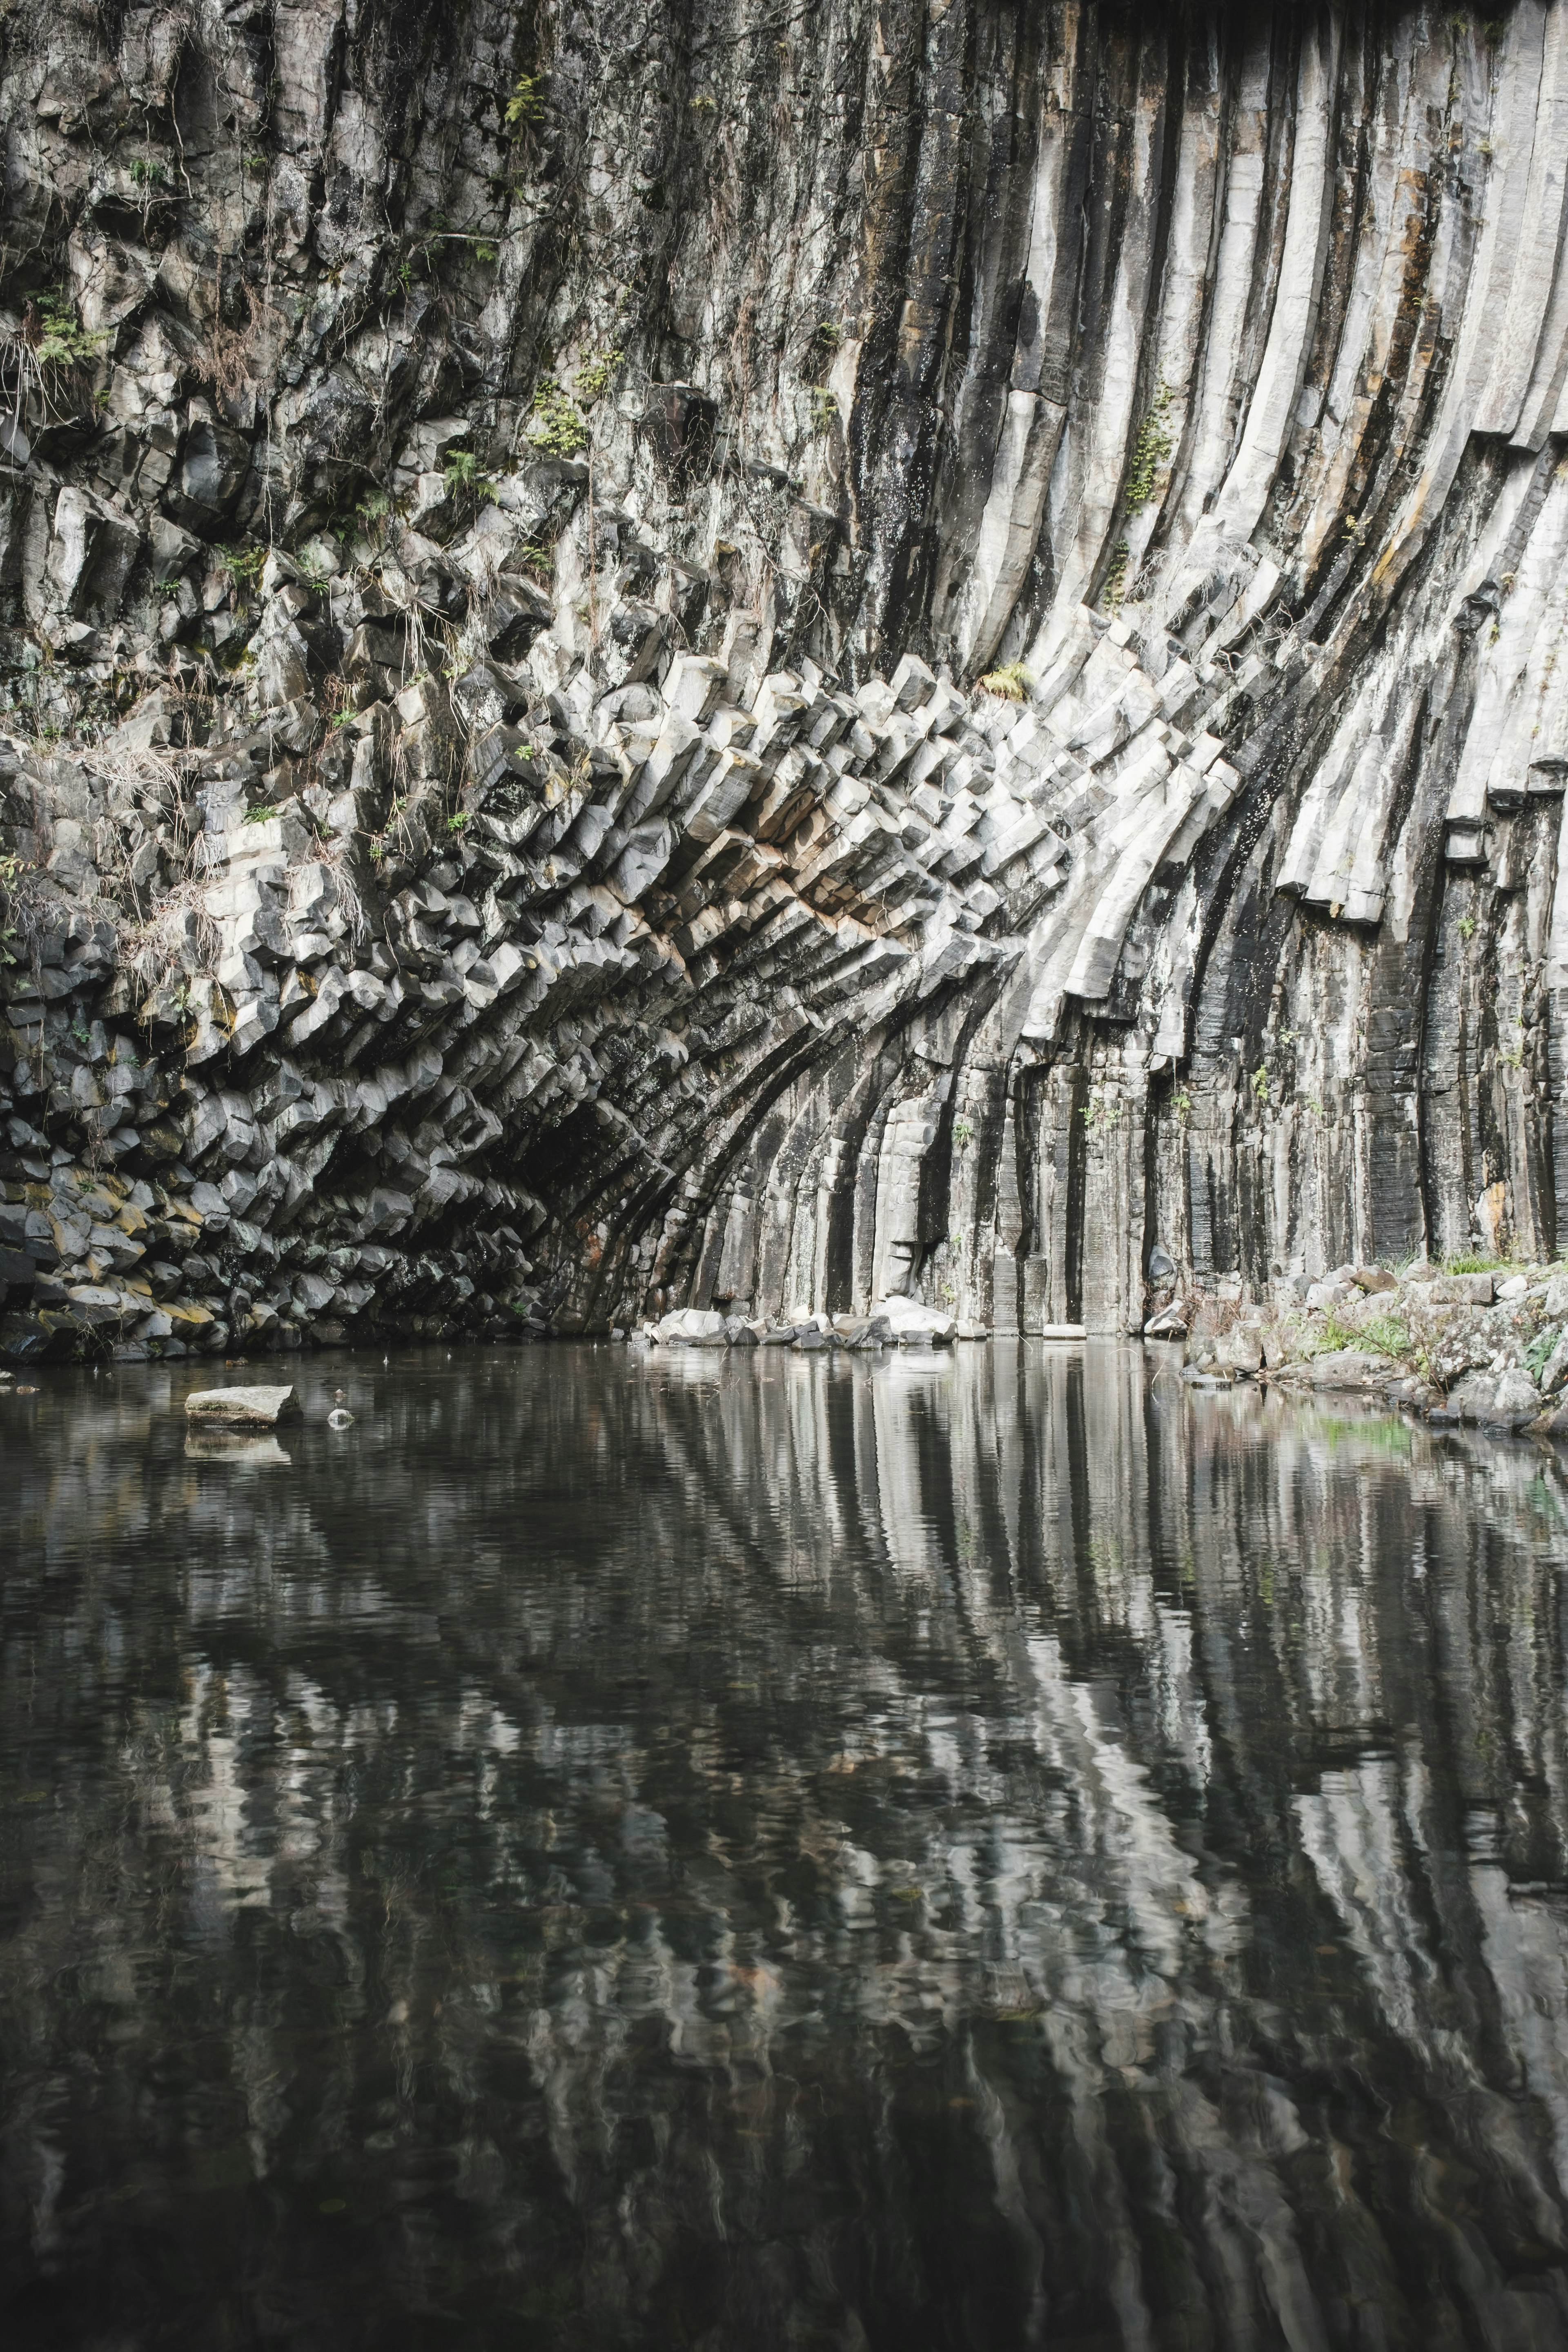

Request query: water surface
[{"left": 4, "top": 1340, "right": 1568, "bottom": 2350}]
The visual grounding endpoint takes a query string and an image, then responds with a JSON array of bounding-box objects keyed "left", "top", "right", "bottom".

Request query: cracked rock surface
[{"left": 4, "top": 3, "right": 1568, "bottom": 1361}]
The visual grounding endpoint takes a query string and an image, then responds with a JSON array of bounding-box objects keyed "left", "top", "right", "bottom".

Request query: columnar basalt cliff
[{"left": 4, "top": 1, "right": 1568, "bottom": 1357}]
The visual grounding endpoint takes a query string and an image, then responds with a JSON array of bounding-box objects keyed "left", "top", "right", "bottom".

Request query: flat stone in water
[{"left": 184, "top": 1383, "right": 300, "bottom": 1423}]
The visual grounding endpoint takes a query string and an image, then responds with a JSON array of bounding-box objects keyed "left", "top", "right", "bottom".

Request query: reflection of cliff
[{"left": 4, "top": 1346, "right": 1568, "bottom": 2345}]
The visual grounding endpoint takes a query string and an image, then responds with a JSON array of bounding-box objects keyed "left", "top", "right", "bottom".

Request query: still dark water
[{"left": 4, "top": 1341, "right": 1568, "bottom": 2350}]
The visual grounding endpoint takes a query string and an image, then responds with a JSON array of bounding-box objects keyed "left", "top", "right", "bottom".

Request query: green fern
[
  {"left": 32, "top": 293, "right": 109, "bottom": 370},
  {"left": 505, "top": 73, "right": 546, "bottom": 129}
]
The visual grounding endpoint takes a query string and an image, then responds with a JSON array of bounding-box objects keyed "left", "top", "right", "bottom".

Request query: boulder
[
  {"left": 835, "top": 1314, "right": 893, "bottom": 1348},
  {"left": 873, "top": 1297, "right": 957, "bottom": 1343},
  {"left": 1444, "top": 1371, "right": 1496, "bottom": 1422},
  {"left": 1040, "top": 1323, "right": 1088, "bottom": 1341},
  {"left": 1485, "top": 1367, "right": 1541, "bottom": 1428},
  {"left": 1443, "top": 1368, "right": 1540, "bottom": 1426},
  {"left": 185, "top": 1384, "right": 300, "bottom": 1424},
  {"left": 1351, "top": 1266, "right": 1397, "bottom": 1294},
  {"left": 1430, "top": 1273, "right": 1495, "bottom": 1306},
  {"left": 1143, "top": 1302, "right": 1188, "bottom": 1339},
  {"left": 1539, "top": 1330, "right": 1568, "bottom": 1396},
  {"left": 0, "top": 1313, "right": 51, "bottom": 1361},
  {"left": 654, "top": 1308, "right": 728, "bottom": 1345}
]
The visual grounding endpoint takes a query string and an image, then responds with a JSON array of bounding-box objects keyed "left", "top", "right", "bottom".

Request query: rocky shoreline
[
  {"left": 1163, "top": 1262, "right": 1568, "bottom": 1439},
  {"left": 10, "top": 1239, "right": 1568, "bottom": 1462}
]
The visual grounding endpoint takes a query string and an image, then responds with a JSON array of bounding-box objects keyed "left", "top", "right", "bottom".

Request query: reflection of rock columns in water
[{"left": 5, "top": 1352, "right": 1568, "bottom": 2341}]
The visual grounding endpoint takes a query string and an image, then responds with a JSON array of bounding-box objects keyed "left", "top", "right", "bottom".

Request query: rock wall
[{"left": 4, "top": 1, "right": 1568, "bottom": 1356}]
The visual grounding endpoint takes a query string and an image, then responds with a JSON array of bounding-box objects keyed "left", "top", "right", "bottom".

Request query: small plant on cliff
[
  {"left": 29, "top": 292, "right": 109, "bottom": 371},
  {"left": 505, "top": 72, "right": 546, "bottom": 128},
  {"left": 243, "top": 803, "right": 276, "bottom": 826},
  {"left": 1457, "top": 914, "right": 1478, "bottom": 940},
  {"left": 1102, "top": 539, "right": 1131, "bottom": 610},
  {"left": 1082, "top": 1087, "right": 1123, "bottom": 1136},
  {"left": 809, "top": 386, "right": 838, "bottom": 431},
  {"left": 128, "top": 157, "right": 168, "bottom": 189},
  {"left": 977, "top": 662, "right": 1033, "bottom": 702},
  {"left": 525, "top": 379, "right": 589, "bottom": 459},
  {"left": 340, "top": 489, "right": 392, "bottom": 548},
  {"left": 1125, "top": 381, "right": 1173, "bottom": 509},
  {"left": 952, "top": 1115, "right": 974, "bottom": 1151},
  {"left": 0, "top": 850, "right": 33, "bottom": 966},
  {"left": 1251, "top": 1065, "right": 1270, "bottom": 1106},
  {"left": 442, "top": 448, "right": 494, "bottom": 496},
  {"left": 219, "top": 544, "right": 265, "bottom": 592},
  {"left": 574, "top": 349, "right": 623, "bottom": 403}
]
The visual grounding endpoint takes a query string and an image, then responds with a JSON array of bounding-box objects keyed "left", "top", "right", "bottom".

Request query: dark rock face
[{"left": 1, "top": 4, "right": 1567, "bottom": 1354}]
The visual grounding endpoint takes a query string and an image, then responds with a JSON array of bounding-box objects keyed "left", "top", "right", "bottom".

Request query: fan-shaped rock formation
[{"left": 3, "top": 1, "right": 1568, "bottom": 1355}]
